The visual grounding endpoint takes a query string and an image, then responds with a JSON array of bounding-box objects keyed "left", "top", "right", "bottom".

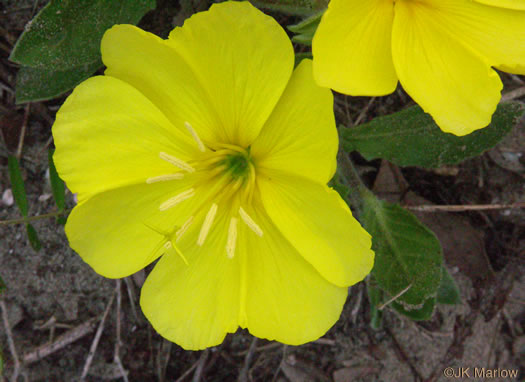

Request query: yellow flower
[
  {"left": 312, "top": 0, "right": 525, "bottom": 136},
  {"left": 52, "top": 2, "right": 374, "bottom": 350}
]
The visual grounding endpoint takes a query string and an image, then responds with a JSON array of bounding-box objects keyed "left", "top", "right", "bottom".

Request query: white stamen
[
  {"left": 239, "top": 207, "right": 263, "bottom": 237},
  {"left": 184, "top": 121, "right": 206, "bottom": 152},
  {"left": 164, "top": 241, "right": 189, "bottom": 265},
  {"left": 146, "top": 173, "right": 184, "bottom": 184},
  {"left": 159, "top": 152, "right": 195, "bottom": 173},
  {"left": 176, "top": 216, "right": 194, "bottom": 241},
  {"left": 226, "top": 217, "right": 238, "bottom": 259},
  {"left": 197, "top": 203, "right": 218, "bottom": 246},
  {"left": 159, "top": 188, "right": 195, "bottom": 211}
]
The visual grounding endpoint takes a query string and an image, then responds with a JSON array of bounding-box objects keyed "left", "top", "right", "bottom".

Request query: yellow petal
[
  {"left": 392, "top": 1, "right": 503, "bottom": 135},
  {"left": 252, "top": 60, "right": 337, "bottom": 184},
  {"left": 472, "top": 0, "right": 525, "bottom": 10},
  {"left": 239, "top": 206, "right": 348, "bottom": 345},
  {"left": 168, "top": 2, "right": 294, "bottom": 147},
  {"left": 101, "top": 25, "right": 221, "bottom": 144},
  {"left": 53, "top": 76, "right": 195, "bottom": 201},
  {"left": 258, "top": 173, "right": 374, "bottom": 288},
  {"left": 312, "top": 0, "right": 397, "bottom": 95},
  {"left": 424, "top": 0, "right": 525, "bottom": 75},
  {"left": 140, "top": 210, "right": 240, "bottom": 350},
  {"left": 65, "top": 179, "right": 195, "bottom": 279}
]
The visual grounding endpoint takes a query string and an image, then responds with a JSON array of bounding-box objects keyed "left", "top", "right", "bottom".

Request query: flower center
[
  {"left": 145, "top": 122, "right": 263, "bottom": 261},
  {"left": 222, "top": 150, "right": 252, "bottom": 180}
]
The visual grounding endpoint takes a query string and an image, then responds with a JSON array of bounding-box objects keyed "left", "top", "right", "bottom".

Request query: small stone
[{"left": 2, "top": 188, "right": 14, "bottom": 206}]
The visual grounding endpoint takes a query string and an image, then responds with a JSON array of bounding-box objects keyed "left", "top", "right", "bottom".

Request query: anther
[
  {"left": 226, "top": 217, "right": 238, "bottom": 259},
  {"left": 164, "top": 241, "right": 189, "bottom": 265},
  {"left": 197, "top": 203, "right": 218, "bottom": 246},
  {"left": 176, "top": 216, "right": 194, "bottom": 241},
  {"left": 146, "top": 173, "right": 184, "bottom": 184},
  {"left": 239, "top": 207, "right": 263, "bottom": 237},
  {"left": 184, "top": 121, "right": 206, "bottom": 152},
  {"left": 159, "top": 152, "right": 195, "bottom": 173},
  {"left": 159, "top": 188, "right": 195, "bottom": 211}
]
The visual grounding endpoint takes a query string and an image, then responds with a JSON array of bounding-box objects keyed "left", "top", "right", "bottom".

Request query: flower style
[
  {"left": 312, "top": 0, "right": 525, "bottom": 136},
  {"left": 52, "top": 1, "right": 374, "bottom": 350}
]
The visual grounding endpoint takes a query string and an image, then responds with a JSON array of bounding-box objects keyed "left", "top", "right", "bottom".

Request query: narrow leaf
[
  {"left": 367, "top": 281, "right": 383, "bottom": 329},
  {"left": 288, "top": 10, "right": 324, "bottom": 46},
  {"left": 362, "top": 194, "right": 443, "bottom": 308},
  {"left": 26, "top": 223, "right": 42, "bottom": 251},
  {"left": 341, "top": 102, "right": 525, "bottom": 168},
  {"left": 8, "top": 155, "right": 29, "bottom": 217},
  {"left": 0, "top": 275, "right": 5, "bottom": 295},
  {"left": 437, "top": 266, "right": 461, "bottom": 305},
  {"left": 294, "top": 52, "right": 313, "bottom": 67},
  {"left": 48, "top": 149, "right": 65, "bottom": 211},
  {"left": 249, "top": 0, "right": 322, "bottom": 15}
]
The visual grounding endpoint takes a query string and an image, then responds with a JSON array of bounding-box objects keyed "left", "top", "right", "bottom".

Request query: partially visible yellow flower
[
  {"left": 52, "top": 1, "right": 374, "bottom": 350},
  {"left": 312, "top": 0, "right": 525, "bottom": 136}
]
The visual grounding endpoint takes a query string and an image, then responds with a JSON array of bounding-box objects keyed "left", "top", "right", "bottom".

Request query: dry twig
[
  {"left": 192, "top": 349, "right": 209, "bottom": 382},
  {"left": 238, "top": 337, "right": 258, "bottom": 382},
  {"left": 354, "top": 97, "right": 376, "bottom": 126},
  {"left": 502, "top": 86, "right": 525, "bottom": 102},
  {"left": 23, "top": 317, "right": 98, "bottom": 364},
  {"left": 404, "top": 202, "right": 525, "bottom": 212},
  {"left": 80, "top": 291, "right": 116, "bottom": 381},
  {"left": 156, "top": 339, "right": 172, "bottom": 382},
  {"left": 377, "top": 284, "right": 412, "bottom": 311},
  {"left": 174, "top": 357, "right": 200, "bottom": 382},
  {"left": 16, "top": 104, "right": 30, "bottom": 159},
  {"left": 114, "top": 279, "right": 129, "bottom": 382},
  {"left": 1, "top": 300, "right": 21, "bottom": 381},
  {"left": 124, "top": 277, "right": 140, "bottom": 323}
]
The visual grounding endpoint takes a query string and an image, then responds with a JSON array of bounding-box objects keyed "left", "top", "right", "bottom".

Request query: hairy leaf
[
  {"left": 15, "top": 61, "right": 101, "bottom": 104},
  {"left": 362, "top": 195, "right": 443, "bottom": 307},
  {"left": 437, "top": 266, "right": 462, "bottom": 305},
  {"left": 11, "top": 0, "right": 156, "bottom": 102},
  {"left": 342, "top": 102, "right": 525, "bottom": 168}
]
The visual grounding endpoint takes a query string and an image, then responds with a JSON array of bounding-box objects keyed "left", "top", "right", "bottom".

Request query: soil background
[{"left": 1, "top": 1, "right": 524, "bottom": 381}]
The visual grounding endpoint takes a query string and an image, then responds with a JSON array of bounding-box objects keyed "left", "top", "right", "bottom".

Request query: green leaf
[
  {"left": 26, "top": 223, "right": 42, "bottom": 251},
  {"left": 328, "top": 172, "right": 349, "bottom": 200},
  {"left": 249, "top": 0, "right": 324, "bottom": 15},
  {"left": 437, "top": 266, "right": 461, "bottom": 305},
  {"left": 8, "top": 155, "right": 29, "bottom": 217},
  {"left": 341, "top": 102, "right": 525, "bottom": 168},
  {"left": 10, "top": 0, "right": 156, "bottom": 68},
  {"left": 367, "top": 281, "right": 383, "bottom": 329},
  {"left": 0, "top": 275, "right": 5, "bottom": 296},
  {"left": 392, "top": 298, "right": 436, "bottom": 321},
  {"left": 15, "top": 61, "right": 101, "bottom": 104},
  {"left": 288, "top": 10, "right": 324, "bottom": 46},
  {"left": 362, "top": 194, "right": 443, "bottom": 308},
  {"left": 294, "top": 52, "right": 313, "bottom": 68},
  {"left": 10, "top": 0, "right": 156, "bottom": 102},
  {"left": 48, "top": 149, "right": 66, "bottom": 211}
]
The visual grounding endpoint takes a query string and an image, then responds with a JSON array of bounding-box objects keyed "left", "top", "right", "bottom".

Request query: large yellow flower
[
  {"left": 312, "top": 0, "right": 525, "bottom": 136},
  {"left": 52, "top": 1, "right": 374, "bottom": 350}
]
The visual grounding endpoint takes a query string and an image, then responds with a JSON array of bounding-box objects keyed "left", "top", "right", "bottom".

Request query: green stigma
[{"left": 223, "top": 150, "right": 252, "bottom": 180}]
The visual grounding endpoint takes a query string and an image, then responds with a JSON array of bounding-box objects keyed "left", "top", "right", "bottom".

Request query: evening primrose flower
[
  {"left": 312, "top": 0, "right": 525, "bottom": 136},
  {"left": 52, "top": 1, "right": 374, "bottom": 350}
]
